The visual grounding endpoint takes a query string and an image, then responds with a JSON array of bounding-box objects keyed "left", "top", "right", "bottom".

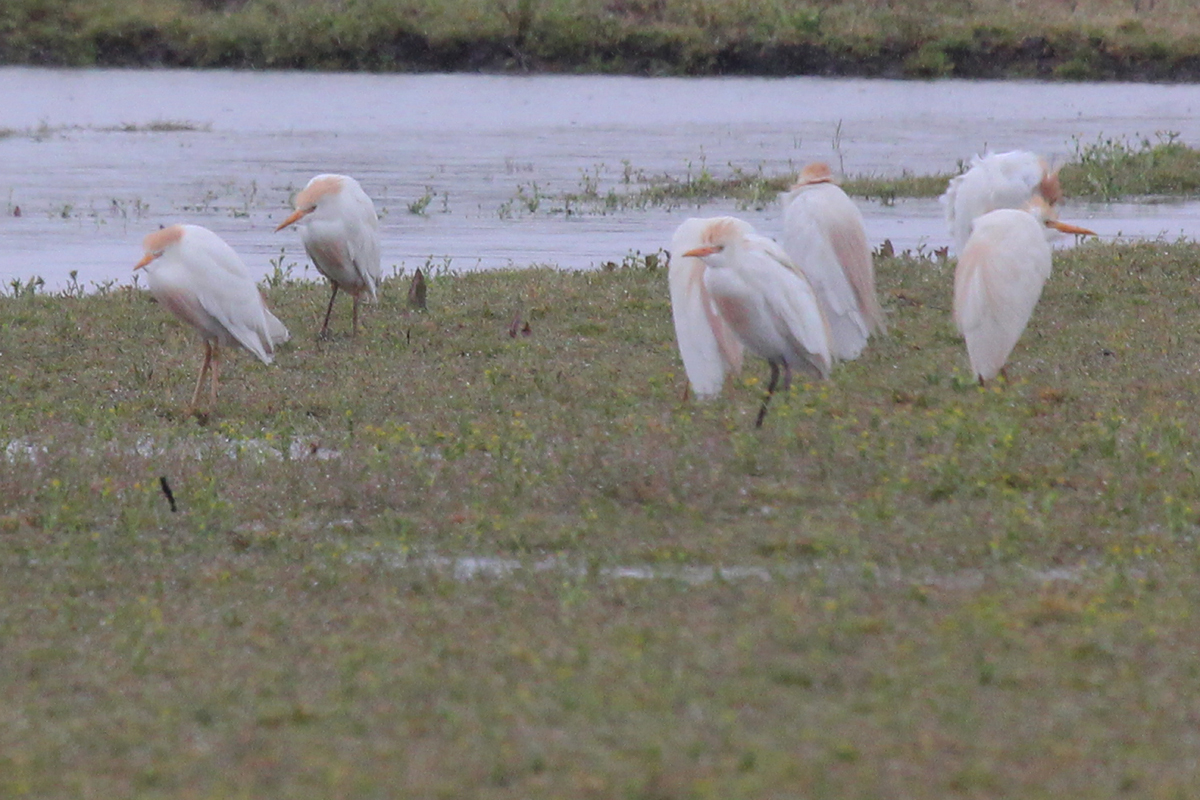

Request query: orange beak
[
  {"left": 682, "top": 245, "right": 719, "bottom": 258},
  {"left": 275, "top": 208, "right": 309, "bottom": 232},
  {"left": 1049, "top": 220, "right": 1097, "bottom": 236},
  {"left": 134, "top": 252, "right": 157, "bottom": 270}
]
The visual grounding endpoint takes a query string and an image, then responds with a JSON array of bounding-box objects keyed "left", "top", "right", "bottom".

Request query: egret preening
[
  {"left": 953, "top": 199, "right": 1095, "bottom": 384},
  {"left": 942, "top": 151, "right": 1062, "bottom": 254},
  {"left": 781, "top": 162, "right": 885, "bottom": 360},
  {"left": 135, "top": 224, "right": 289, "bottom": 411}
]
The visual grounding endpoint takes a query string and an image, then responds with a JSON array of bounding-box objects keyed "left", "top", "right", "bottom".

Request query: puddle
[
  {"left": 3, "top": 68, "right": 1200, "bottom": 291},
  {"left": 344, "top": 548, "right": 1102, "bottom": 589},
  {"left": 3, "top": 435, "right": 342, "bottom": 464}
]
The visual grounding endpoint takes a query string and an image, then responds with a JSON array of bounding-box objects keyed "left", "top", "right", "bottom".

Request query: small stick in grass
[{"left": 159, "top": 476, "right": 178, "bottom": 513}]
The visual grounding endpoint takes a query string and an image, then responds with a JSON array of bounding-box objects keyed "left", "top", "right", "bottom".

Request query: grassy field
[
  {"left": 5, "top": 235, "right": 1200, "bottom": 796},
  {"left": 4, "top": 0, "right": 1200, "bottom": 78}
]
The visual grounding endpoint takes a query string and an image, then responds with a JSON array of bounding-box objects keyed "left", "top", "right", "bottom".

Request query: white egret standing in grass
[
  {"left": 276, "top": 174, "right": 380, "bottom": 338},
  {"left": 135, "top": 224, "right": 289, "bottom": 411},
  {"left": 942, "top": 150, "right": 1063, "bottom": 254},
  {"left": 953, "top": 198, "right": 1096, "bottom": 384},
  {"left": 682, "top": 217, "right": 831, "bottom": 427},
  {"left": 781, "top": 162, "right": 885, "bottom": 360},
  {"left": 668, "top": 217, "right": 745, "bottom": 399}
]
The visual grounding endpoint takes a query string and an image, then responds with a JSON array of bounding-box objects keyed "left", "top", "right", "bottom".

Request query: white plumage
[
  {"left": 941, "top": 150, "right": 1061, "bottom": 254},
  {"left": 136, "top": 224, "right": 289, "bottom": 409},
  {"left": 277, "top": 173, "right": 381, "bottom": 337},
  {"left": 681, "top": 217, "right": 831, "bottom": 426},
  {"left": 781, "top": 162, "right": 885, "bottom": 361},
  {"left": 668, "top": 217, "right": 745, "bottom": 399},
  {"left": 953, "top": 199, "right": 1095, "bottom": 383}
]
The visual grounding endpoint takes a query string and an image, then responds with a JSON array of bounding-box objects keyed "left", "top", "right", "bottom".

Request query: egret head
[
  {"left": 680, "top": 217, "right": 753, "bottom": 269},
  {"left": 792, "top": 161, "right": 835, "bottom": 189},
  {"left": 135, "top": 225, "right": 185, "bottom": 270},
  {"left": 275, "top": 174, "right": 345, "bottom": 232},
  {"left": 1027, "top": 196, "right": 1096, "bottom": 239},
  {"left": 1037, "top": 165, "right": 1063, "bottom": 207}
]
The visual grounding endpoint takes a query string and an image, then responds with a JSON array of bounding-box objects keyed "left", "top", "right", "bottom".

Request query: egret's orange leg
[{"left": 190, "top": 341, "right": 213, "bottom": 411}]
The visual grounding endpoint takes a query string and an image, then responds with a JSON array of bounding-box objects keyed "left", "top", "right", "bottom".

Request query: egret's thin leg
[
  {"left": 190, "top": 341, "right": 213, "bottom": 411},
  {"left": 352, "top": 293, "right": 361, "bottom": 338},
  {"left": 319, "top": 283, "right": 339, "bottom": 339},
  {"left": 756, "top": 361, "right": 782, "bottom": 429},
  {"left": 210, "top": 344, "right": 221, "bottom": 407}
]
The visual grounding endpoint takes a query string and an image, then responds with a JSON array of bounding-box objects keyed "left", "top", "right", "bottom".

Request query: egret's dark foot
[{"left": 755, "top": 403, "right": 770, "bottom": 428}]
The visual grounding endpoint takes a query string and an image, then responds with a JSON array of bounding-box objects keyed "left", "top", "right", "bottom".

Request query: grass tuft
[{"left": 1059, "top": 131, "right": 1200, "bottom": 200}]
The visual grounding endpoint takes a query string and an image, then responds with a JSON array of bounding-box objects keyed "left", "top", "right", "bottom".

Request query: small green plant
[
  {"left": 61, "top": 270, "right": 84, "bottom": 299},
  {"left": 6, "top": 275, "right": 44, "bottom": 298},
  {"left": 231, "top": 180, "right": 258, "bottom": 218},
  {"left": 517, "top": 182, "right": 542, "bottom": 213},
  {"left": 599, "top": 248, "right": 666, "bottom": 271},
  {"left": 408, "top": 186, "right": 435, "bottom": 215},
  {"left": 264, "top": 248, "right": 296, "bottom": 288}
]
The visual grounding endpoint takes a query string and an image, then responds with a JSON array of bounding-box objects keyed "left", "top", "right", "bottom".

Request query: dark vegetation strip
[{"left": 4, "top": 0, "right": 1200, "bottom": 79}]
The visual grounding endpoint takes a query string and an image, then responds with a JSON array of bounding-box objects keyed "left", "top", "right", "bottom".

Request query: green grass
[
  {"left": 1060, "top": 131, "right": 1200, "bottom": 200},
  {"left": 4, "top": 0, "right": 1200, "bottom": 78},
  {"left": 5, "top": 239, "right": 1200, "bottom": 795},
  {"left": 486, "top": 134, "right": 1200, "bottom": 217}
]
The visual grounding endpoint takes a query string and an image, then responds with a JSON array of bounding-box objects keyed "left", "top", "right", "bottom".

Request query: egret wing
[
  {"left": 782, "top": 186, "right": 876, "bottom": 359},
  {"left": 954, "top": 210, "right": 1051, "bottom": 380},
  {"left": 182, "top": 229, "right": 283, "bottom": 363},
  {"left": 942, "top": 151, "right": 1047, "bottom": 253},
  {"left": 745, "top": 239, "right": 832, "bottom": 379},
  {"left": 669, "top": 219, "right": 744, "bottom": 398},
  {"left": 819, "top": 189, "right": 885, "bottom": 335},
  {"left": 340, "top": 183, "right": 382, "bottom": 298}
]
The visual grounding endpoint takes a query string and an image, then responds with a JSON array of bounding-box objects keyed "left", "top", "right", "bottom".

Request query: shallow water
[{"left": 2, "top": 67, "right": 1200, "bottom": 290}]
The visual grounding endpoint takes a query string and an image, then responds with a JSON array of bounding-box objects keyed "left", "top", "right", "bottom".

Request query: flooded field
[{"left": 2, "top": 67, "right": 1200, "bottom": 290}]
